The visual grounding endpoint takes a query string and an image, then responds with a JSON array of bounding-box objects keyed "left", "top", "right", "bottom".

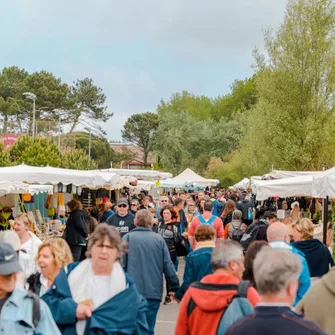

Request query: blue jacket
[
  {"left": 0, "top": 287, "right": 61, "bottom": 335},
  {"left": 175, "top": 246, "right": 214, "bottom": 300},
  {"left": 42, "top": 262, "right": 149, "bottom": 335},
  {"left": 123, "top": 227, "right": 179, "bottom": 301},
  {"left": 269, "top": 241, "right": 311, "bottom": 306}
]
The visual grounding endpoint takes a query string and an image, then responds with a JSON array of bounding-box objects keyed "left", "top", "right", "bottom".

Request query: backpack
[
  {"left": 27, "top": 290, "right": 41, "bottom": 328},
  {"left": 247, "top": 207, "right": 253, "bottom": 221},
  {"left": 187, "top": 280, "right": 254, "bottom": 335},
  {"left": 198, "top": 215, "right": 217, "bottom": 226},
  {"left": 230, "top": 222, "right": 244, "bottom": 242},
  {"left": 240, "top": 223, "right": 261, "bottom": 251}
]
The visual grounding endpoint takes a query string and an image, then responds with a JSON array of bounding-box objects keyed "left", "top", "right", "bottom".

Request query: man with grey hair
[
  {"left": 226, "top": 249, "right": 326, "bottom": 335},
  {"left": 123, "top": 209, "right": 179, "bottom": 335},
  {"left": 267, "top": 222, "right": 311, "bottom": 306},
  {"left": 155, "top": 195, "right": 170, "bottom": 221},
  {"left": 175, "top": 240, "right": 259, "bottom": 335}
]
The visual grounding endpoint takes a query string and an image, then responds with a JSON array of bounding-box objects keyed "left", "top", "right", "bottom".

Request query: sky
[{"left": 0, "top": 0, "right": 288, "bottom": 140}]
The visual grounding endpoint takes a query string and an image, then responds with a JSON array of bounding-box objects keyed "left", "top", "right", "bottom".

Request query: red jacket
[{"left": 175, "top": 273, "right": 260, "bottom": 335}]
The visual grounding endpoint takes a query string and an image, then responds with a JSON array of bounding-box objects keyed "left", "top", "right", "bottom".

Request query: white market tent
[
  {"left": 312, "top": 167, "right": 335, "bottom": 198},
  {"left": 265, "top": 170, "right": 322, "bottom": 179},
  {"left": 254, "top": 175, "right": 314, "bottom": 200},
  {"left": 96, "top": 168, "right": 172, "bottom": 181},
  {"left": 233, "top": 178, "right": 250, "bottom": 189},
  {"left": 163, "top": 168, "right": 219, "bottom": 187},
  {"left": 0, "top": 164, "right": 120, "bottom": 189},
  {"left": 0, "top": 182, "right": 53, "bottom": 196}
]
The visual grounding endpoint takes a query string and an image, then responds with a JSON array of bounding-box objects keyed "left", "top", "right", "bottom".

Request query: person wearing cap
[
  {"left": 0, "top": 242, "right": 61, "bottom": 334},
  {"left": 106, "top": 199, "right": 135, "bottom": 237}
]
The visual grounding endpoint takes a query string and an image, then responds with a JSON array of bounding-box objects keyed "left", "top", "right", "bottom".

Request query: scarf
[
  {"left": 68, "top": 259, "right": 126, "bottom": 335},
  {"left": 196, "top": 240, "right": 215, "bottom": 250}
]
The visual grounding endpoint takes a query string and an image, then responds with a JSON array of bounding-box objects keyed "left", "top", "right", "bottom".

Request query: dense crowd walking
[{"left": 0, "top": 189, "right": 334, "bottom": 334}]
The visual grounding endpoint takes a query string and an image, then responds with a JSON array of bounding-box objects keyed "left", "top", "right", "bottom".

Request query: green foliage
[
  {"left": 0, "top": 143, "right": 10, "bottom": 167},
  {"left": 9, "top": 136, "right": 62, "bottom": 167},
  {"left": 210, "top": 0, "right": 335, "bottom": 184},
  {"left": 61, "top": 149, "right": 97, "bottom": 170},
  {"left": 122, "top": 112, "right": 159, "bottom": 165}
]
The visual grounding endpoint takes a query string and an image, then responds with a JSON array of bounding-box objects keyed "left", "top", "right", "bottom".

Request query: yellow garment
[{"left": 58, "top": 193, "right": 65, "bottom": 216}]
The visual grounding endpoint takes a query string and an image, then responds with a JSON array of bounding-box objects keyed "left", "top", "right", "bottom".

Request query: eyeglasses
[
  {"left": 94, "top": 243, "right": 115, "bottom": 250},
  {"left": 131, "top": 204, "right": 137, "bottom": 206},
  {"left": 161, "top": 200, "right": 168, "bottom": 202},
  {"left": 118, "top": 204, "right": 127, "bottom": 208}
]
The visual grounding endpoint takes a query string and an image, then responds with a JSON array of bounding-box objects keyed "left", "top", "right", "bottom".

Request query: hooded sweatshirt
[
  {"left": 292, "top": 239, "right": 334, "bottom": 277},
  {"left": 106, "top": 212, "right": 135, "bottom": 237},
  {"left": 297, "top": 267, "right": 335, "bottom": 335},
  {"left": 175, "top": 273, "right": 259, "bottom": 335}
]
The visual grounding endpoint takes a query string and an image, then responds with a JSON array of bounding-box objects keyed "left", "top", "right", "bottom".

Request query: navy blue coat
[{"left": 42, "top": 262, "right": 149, "bottom": 335}]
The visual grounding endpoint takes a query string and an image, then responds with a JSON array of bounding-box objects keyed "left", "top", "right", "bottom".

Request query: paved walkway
[{"left": 155, "top": 258, "right": 185, "bottom": 334}]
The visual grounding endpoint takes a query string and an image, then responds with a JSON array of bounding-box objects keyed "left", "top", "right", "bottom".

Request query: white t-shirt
[{"left": 19, "top": 238, "right": 32, "bottom": 280}]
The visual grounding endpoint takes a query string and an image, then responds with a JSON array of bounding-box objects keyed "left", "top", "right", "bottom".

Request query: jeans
[{"left": 146, "top": 299, "right": 161, "bottom": 335}]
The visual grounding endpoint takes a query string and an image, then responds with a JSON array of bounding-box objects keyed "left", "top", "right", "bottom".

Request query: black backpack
[
  {"left": 239, "top": 223, "right": 260, "bottom": 251},
  {"left": 27, "top": 291, "right": 40, "bottom": 328},
  {"left": 231, "top": 223, "right": 245, "bottom": 242}
]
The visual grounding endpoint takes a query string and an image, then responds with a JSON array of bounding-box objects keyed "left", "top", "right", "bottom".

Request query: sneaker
[{"left": 163, "top": 296, "right": 172, "bottom": 305}]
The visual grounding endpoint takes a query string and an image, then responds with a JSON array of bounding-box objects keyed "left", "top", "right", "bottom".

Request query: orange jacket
[{"left": 175, "top": 273, "right": 260, "bottom": 335}]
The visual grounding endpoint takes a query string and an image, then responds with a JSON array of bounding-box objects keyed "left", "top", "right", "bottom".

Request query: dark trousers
[
  {"left": 145, "top": 299, "right": 161, "bottom": 335},
  {"left": 70, "top": 245, "right": 85, "bottom": 262}
]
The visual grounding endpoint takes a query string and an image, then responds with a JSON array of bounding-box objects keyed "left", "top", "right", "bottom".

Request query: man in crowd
[
  {"left": 297, "top": 266, "right": 335, "bottom": 334},
  {"left": 267, "top": 222, "right": 311, "bottom": 305},
  {"left": 227, "top": 249, "right": 326, "bottom": 335},
  {"left": 106, "top": 198, "right": 135, "bottom": 237},
  {"left": 155, "top": 195, "right": 170, "bottom": 221},
  {"left": 175, "top": 240, "right": 259, "bottom": 334},
  {"left": 188, "top": 200, "right": 224, "bottom": 250},
  {"left": 239, "top": 193, "right": 254, "bottom": 226},
  {"left": 174, "top": 198, "right": 188, "bottom": 234},
  {"left": 123, "top": 209, "right": 180, "bottom": 335},
  {"left": 0, "top": 242, "right": 61, "bottom": 334}
]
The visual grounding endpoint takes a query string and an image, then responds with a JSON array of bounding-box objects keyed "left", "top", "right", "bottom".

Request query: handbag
[{"left": 172, "top": 225, "right": 188, "bottom": 257}]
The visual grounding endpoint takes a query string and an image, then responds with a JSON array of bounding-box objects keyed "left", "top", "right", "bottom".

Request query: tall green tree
[
  {"left": 67, "top": 78, "right": 111, "bottom": 133},
  {"left": 122, "top": 112, "right": 159, "bottom": 165}
]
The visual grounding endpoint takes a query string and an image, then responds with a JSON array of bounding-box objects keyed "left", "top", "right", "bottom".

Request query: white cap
[{"left": 0, "top": 231, "right": 21, "bottom": 252}]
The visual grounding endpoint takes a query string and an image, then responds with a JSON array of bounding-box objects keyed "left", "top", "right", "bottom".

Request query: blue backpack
[
  {"left": 187, "top": 280, "right": 254, "bottom": 334},
  {"left": 198, "top": 215, "right": 217, "bottom": 226}
]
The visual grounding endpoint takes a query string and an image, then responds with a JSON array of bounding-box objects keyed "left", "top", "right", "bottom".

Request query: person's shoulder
[{"left": 226, "top": 314, "right": 256, "bottom": 334}]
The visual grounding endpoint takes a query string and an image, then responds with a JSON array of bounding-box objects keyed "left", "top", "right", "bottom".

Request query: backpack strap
[
  {"left": 237, "top": 280, "right": 250, "bottom": 298},
  {"left": 198, "top": 215, "right": 217, "bottom": 225},
  {"left": 27, "top": 290, "right": 40, "bottom": 328},
  {"left": 198, "top": 215, "right": 206, "bottom": 224},
  {"left": 207, "top": 215, "right": 217, "bottom": 225},
  {"left": 186, "top": 282, "right": 239, "bottom": 318}
]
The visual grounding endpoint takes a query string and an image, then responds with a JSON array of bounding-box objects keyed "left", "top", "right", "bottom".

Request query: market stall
[{"left": 312, "top": 167, "right": 335, "bottom": 198}]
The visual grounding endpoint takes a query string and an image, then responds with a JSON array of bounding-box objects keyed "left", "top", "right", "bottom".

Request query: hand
[
  {"left": 169, "top": 292, "right": 180, "bottom": 304},
  {"left": 153, "top": 218, "right": 158, "bottom": 224},
  {"left": 76, "top": 302, "right": 93, "bottom": 320}
]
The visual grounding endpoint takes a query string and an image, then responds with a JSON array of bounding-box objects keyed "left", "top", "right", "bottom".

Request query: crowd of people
[{"left": 0, "top": 188, "right": 334, "bottom": 334}]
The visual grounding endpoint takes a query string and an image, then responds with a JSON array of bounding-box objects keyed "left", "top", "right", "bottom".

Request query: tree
[
  {"left": 67, "top": 78, "right": 111, "bottom": 133},
  {"left": 222, "top": 0, "right": 335, "bottom": 179},
  {"left": 122, "top": 112, "right": 159, "bottom": 165},
  {"left": 0, "top": 144, "right": 10, "bottom": 167},
  {"left": 61, "top": 149, "right": 97, "bottom": 170},
  {"left": 9, "top": 136, "right": 62, "bottom": 167}
]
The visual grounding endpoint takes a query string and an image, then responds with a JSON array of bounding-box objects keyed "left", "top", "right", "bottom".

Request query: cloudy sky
[{"left": 0, "top": 0, "right": 287, "bottom": 140}]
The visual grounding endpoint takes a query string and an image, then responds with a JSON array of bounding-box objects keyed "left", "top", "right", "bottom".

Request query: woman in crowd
[
  {"left": 184, "top": 201, "right": 199, "bottom": 225},
  {"left": 27, "top": 238, "right": 73, "bottom": 296},
  {"left": 292, "top": 218, "right": 334, "bottom": 279},
  {"left": 43, "top": 224, "right": 149, "bottom": 335},
  {"left": 130, "top": 199, "right": 139, "bottom": 215},
  {"left": 154, "top": 205, "right": 181, "bottom": 305},
  {"left": 14, "top": 213, "right": 42, "bottom": 280},
  {"left": 220, "top": 200, "right": 236, "bottom": 228},
  {"left": 174, "top": 225, "right": 215, "bottom": 301},
  {"left": 85, "top": 208, "right": 98, "bottom": 237},
  {"left": 64, "top": 200, "right": 87, "bottom": 262},
  {"left": 198, "top": 199, "right": 206, "bottom": 214},
  {"left": 98, "top": 202, "right": 114, "bottom": 223},
  {"left": 243, "top": 240, "right": 270, "bottom": 288}
]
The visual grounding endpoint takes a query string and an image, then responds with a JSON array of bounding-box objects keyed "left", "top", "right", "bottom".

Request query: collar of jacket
[
  {"left": 196, "top": 240, "right": 215, "bottom": 250},
  {"left": 132, "top": 227, "right": 152, "bottom": 232}
]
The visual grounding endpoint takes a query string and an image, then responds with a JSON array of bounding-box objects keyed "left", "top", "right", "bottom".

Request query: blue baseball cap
[{"left": 0, "top": 242, "right": 22, "bottom": 275}]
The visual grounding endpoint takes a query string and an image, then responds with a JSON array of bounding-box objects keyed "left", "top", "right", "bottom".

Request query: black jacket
[
  {"left": 106, "top": 212, "right": 135, "bottom": 237},
  {"left": 64, "top": 209, "right": 87, "bottom": 246},
  {"left": 292, "top": 239, "right": 334, "bottom": 277},
  {"left": 227, "top": 306, "right": 326, "bottom": 335}
]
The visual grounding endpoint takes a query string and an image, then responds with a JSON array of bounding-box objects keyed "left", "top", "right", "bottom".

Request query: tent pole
[{"left": 323, "top": 196, "right": 329, "bottom": 245}]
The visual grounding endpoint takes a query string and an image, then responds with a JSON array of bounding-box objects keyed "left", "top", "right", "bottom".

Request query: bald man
[{"left": 267, "top": 222, "right": 311, "bottom": 306}]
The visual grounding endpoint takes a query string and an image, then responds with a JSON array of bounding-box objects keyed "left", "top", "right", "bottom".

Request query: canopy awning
[
  {"left": 233, "top": 178, "right": 250, "bottom": 189},
  {"left": 0, "top": 182, "right": 53, "bottom": 196},
  {"left": 95, "top": 168, "right": 172, "bottom": 181},
  {"left": 171, "top": 168, "right": 219, "bottom": 187},
  {"left": 0, "top": 164, "right": 119, "bottom": 189},
  {"left": 312, "top": 167, "right": 335, "bottom": 198}
]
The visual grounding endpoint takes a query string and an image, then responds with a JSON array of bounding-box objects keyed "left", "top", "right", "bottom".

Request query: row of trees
[{"left": 122, "top": 0, "right": 335, "bottom": 186}]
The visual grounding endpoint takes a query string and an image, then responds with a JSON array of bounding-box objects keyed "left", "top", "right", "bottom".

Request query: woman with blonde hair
[
  {"left": 14, "top": 213, "right": 42, "bottom": 280},
  {"left": 292, "top": 218, "right": 334, "bottom": 279},
  {"left": 27, "top": 238, "right": 73, "bottom": 296}
]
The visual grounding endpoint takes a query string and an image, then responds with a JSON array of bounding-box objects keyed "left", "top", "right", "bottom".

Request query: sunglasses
[
  {"left": 131, "top": 204, "right": 137, "bottom": 206},
  {"left": 161, "top": 200, "right": 168, "bottom": 202},
  {"left": 118, "top": 204, "right": 127, "bottom": 208}
]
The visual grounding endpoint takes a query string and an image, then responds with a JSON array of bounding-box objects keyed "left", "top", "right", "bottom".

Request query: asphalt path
[{"left": 155, "top": 258, "right": 185, "bottom": 335}]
